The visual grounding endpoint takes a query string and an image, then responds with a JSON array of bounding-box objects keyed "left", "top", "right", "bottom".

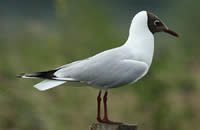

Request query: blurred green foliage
[{"left": 0, "top": 0, "right": 200, "bottom": 130}]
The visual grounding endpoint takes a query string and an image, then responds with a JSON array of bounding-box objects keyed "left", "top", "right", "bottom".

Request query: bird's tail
[{"left": 34, "top": 80, "right": 66, "bottom": 91}]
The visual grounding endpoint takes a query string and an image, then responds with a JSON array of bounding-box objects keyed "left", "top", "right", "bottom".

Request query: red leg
[
  {"left": 96, "top": 90, "right": 122, "bottom": 124},
  {"left": 103, "top": 91, "right": 109, "bottom": 121},
  {"left": 101, "top": 91, "right": 122, "bottom": 124},
  {"left": 96, "top": 90, "right": 102, "bottom": 122}
]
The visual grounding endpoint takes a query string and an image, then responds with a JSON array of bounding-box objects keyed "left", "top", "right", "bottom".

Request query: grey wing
[
  {"left": 103, "top": 59, "right": 148, "bottom": 88},
  {"left": 54, "top": 58, "right": 148, "bottom": 89}
]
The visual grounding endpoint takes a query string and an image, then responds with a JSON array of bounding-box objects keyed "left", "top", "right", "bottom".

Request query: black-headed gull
[{"left": 18, "top": 11, "right": 178, "bottom": 124}]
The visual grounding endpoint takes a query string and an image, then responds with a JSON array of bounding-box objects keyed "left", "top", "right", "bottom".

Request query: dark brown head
[{"left": 147, "top": 12, "right": 179, "bottom": 37}]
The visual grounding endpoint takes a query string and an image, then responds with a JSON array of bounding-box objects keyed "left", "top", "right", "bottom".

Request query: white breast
[{"left": 123, "top": 11, "right": 154, "bottom": 67}]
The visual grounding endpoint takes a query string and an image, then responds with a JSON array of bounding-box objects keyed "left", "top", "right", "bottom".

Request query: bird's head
[
  {"left": 129, "top": 11, "right": 179, "bottom": 38},
  {"left": 147, "top": 11, "right": 179, "bottom": 37}
]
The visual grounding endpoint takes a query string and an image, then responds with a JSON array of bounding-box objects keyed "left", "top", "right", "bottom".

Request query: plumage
[
  {"left": 19, "top": 11, "right": 155, "bottom": 91},
  {"left": 18, "top": 11, "right": 178, "bottom": 91},
  {"left": 54, "top": 48, "right": 149, "bottom": 89}
]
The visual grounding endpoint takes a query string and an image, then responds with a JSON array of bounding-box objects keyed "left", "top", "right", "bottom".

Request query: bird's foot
[{"left": 97, "top": 117, "right": 102, "bottom": 123}]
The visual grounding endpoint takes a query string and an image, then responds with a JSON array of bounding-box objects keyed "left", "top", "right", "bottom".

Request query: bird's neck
[{"left": 124, "top": 29, "right": 154, "bottom": 66}]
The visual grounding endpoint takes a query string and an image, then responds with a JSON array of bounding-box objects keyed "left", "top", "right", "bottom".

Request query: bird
[{"left": 18, "top": 11, "right": 178, "bottom": 124}]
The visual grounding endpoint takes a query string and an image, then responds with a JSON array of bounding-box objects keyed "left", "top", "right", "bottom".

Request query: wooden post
[{"left": 90, "top": 123, "right": 137, "bottom": 130}]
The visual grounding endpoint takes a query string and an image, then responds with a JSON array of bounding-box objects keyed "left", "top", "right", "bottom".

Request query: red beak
[{"left": 163, "top": 29, "right": 179, "bottom": 37}]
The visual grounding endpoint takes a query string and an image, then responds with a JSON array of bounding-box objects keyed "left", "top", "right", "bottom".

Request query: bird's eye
[{"left": 154, "top": 20, "right": 160, "bottom": 26}]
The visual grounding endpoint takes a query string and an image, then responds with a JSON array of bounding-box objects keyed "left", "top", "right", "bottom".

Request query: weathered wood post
[{"left": 90, "top": 123, "right": 137, "bottom": 130}]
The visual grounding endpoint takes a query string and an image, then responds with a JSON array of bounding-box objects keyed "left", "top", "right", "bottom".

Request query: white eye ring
[{"left": 154, "top": 20, "right": 160, "bottom": 26}]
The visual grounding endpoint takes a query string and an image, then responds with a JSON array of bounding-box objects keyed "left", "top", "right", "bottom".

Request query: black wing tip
[{"left": 16, "top": 69, "right": 59, "bottom": 79}]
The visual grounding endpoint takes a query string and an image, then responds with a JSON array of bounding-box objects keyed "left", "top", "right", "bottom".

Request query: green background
[{"left": 0, "top": 0, "right": 200, "bottom": 130}]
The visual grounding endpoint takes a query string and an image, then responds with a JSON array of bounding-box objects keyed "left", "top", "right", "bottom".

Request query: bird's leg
[
  {"left": 103, "top": 91, "right": 109, "bottom": 121},
  {"left": 96, "top": 90, "right": 121, "bottom": 124},
  {"left": 96, "top": 90, "right": 102, "bottom": 122},
  {"left": 101, "top": 91, "right": 122, "bottom": 124}
]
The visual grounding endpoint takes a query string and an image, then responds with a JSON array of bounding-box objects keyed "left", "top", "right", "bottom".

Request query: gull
[{"left": 18, "top": 11, "right": 178, "bottom": 124}]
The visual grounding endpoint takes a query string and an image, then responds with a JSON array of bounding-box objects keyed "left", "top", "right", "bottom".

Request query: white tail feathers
[{"left": 34, "top": 80, "right": 66, "bottom": 91}]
